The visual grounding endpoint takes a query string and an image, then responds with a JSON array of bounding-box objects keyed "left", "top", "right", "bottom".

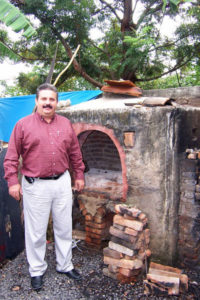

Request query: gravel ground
[{"left": 0, "top": 241, "right": 199, "bottom": 300}]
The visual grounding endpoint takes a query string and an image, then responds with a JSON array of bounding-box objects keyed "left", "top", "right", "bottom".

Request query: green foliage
[
  {"left": 1, "top": 0, "right": 200, "bottom": 92},
  {"left": 162, "top": 0, "right": 193, "bottom": 12},
  {"left": 0, "top": 0, "right": 36, "bottom": 37}
]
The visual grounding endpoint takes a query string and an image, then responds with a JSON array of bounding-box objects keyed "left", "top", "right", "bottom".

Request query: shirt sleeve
[
  {"left": 4, "top": 121, "right": 23, "bottom": 187},
  {"left": 68, "top": 123, "right": 85, "bottom": 181}
]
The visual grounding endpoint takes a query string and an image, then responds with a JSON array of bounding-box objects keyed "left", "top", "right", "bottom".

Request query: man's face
[{"left": 35, "top": 89, "right": 57, "bottom": 119}]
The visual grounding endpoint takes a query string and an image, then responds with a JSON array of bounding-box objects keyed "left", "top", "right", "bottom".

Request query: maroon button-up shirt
[{"left": 4, "top": 112, "right": 85, "bottom": 187}]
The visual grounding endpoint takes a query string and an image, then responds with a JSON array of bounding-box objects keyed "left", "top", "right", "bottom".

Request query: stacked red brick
[
  {"left": 144, "top": 262, "right": 188, "bottom": 296},
  {"left": 78, "top": 196, "right": 108, "bottom": 247},
  {"left": 103, "top": 204, "right": 151, "bottom": 283}
]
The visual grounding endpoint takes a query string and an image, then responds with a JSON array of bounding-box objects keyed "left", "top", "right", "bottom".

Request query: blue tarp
[{"left": 0, "top": 90, "right": 102, "bottom": 142}]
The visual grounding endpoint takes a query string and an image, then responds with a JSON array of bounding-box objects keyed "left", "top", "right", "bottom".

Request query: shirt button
[
  {"left": 52, "top": 152, "right": 55, "bottom": 155},
  {"left": 53, "top": 163, "right": 55, "bottom": 166}
]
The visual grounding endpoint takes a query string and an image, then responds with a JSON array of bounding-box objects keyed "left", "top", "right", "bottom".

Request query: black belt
[{"left": 25, "top": 173, "right": 64, "bottom": 184}]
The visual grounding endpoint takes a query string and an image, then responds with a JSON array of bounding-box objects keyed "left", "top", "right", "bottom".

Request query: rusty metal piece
[
  {"left": 104, "top": 80, "right": 137, "bottom": 87},
  {"left": 142, "top": 97, "right": 175, "bottom": 106},
  {"left": 101, "top": 80, "right": 142, "bottom": 97}
]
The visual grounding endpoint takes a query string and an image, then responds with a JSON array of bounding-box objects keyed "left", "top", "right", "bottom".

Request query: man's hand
[
  {"left": 9, "top": 184, "right": 22, "bottom": 201},
  {"left": 74, "top": 179, "right": 84, "bottom": 192}
]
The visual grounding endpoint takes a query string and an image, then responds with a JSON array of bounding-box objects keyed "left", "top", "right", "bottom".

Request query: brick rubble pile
[{"left": 103, "top": 204, "right": 151, "bottom": 283}]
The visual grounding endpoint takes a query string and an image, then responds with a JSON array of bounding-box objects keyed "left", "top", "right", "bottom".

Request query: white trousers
[{"left": 22, "top": 171, "right": 73, "bottom": 277}]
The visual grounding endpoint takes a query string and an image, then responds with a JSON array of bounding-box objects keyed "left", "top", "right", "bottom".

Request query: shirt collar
[{"left": 35, "top": 111, "right": 56, "bottom": 123}]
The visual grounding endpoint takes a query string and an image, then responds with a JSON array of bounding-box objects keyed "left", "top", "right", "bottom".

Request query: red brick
[
  {"left": 85, "top": 221, "right": 106, "bottom": 229},
  {"left": 115, "top": 204, "right": 141, "bottom": 218},
  {"left": 104, "top": 256, "right": 143, "bottom": 270},
  {"left": 85, "top": 214, "right": 93, "bottom": 221},
  {"left": 85, "top": 236, "right": 101, "bottom": 245},
  {"left": 109, "top": 226, "right": 136, "bottom": 243},
  {"left": 118, "top": 267, "right": 142, "bottom": 277},
  {"left": 108, "top": 264, "right": 118, "bottom": 274},
  {"left": 103, "top": 247, "right": 123, "bottom": 259},
  {"left": 150, "top": 262, "right": 182, "bottom": 274},
  {"left": 135, "top": 232, "right": 145, "bottom": 249},
  {"left": 124, "top": 214, "right": 135, "bottom": 220},
  {"left": 114, "top": 223, "right": 125, "bottom": 231},
  {"left": 103, "top": 268, "right": 117, "bottom": 280},
  {"left": 111, "top": 236, "right": 136, "bottom": 251},
  {"left": 117, "top": 273, "right": 138, "bottom": 284},
  {"left": 86, "top": 232, "right": 102, "bottom": 239},
  {"left": 113, "top": 215, "right": 143, "bottom": 231},
  {"left": 144, "top": 229, "right": 150, "bottom": 245},
  {"left": 138, "top": 213, "right": 146, "bottom": 221},
  {"left": 82, "top": 208, "right": 87, "bottom": 216},
  {"left": 124, "top": 227, "right": 138, "bottom": 237},
  {"left": 85, "top": 226, "right": 104, "bottom": 235},
  {"left": 94, "top": 215, "right": 105, "bottom": 223},
  {"left": 124, "top": 132, "right": 135, "bottom": 147},
  {"left": 109, "top": 241, "right": 134, "bottom": 256},
  {"left": 96, "top": 207, "right": 106, "bottom": 217},
  {"left": 78, "top": 200, "right": 85, "bottom": 212}
]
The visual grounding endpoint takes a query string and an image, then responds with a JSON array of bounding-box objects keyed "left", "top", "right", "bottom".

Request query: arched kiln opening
[
  {"left": 80, "top": 130, "right": 123, "bottom": 200},
  {"left": 72, "top": 123, "right": 127, "bottom": 245}
]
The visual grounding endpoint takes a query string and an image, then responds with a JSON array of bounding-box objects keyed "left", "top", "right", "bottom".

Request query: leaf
[
  {"left": 0, "top": 40, "right": 19, "bottom": 60},
  {"left": 0, "top": 0, "right": 36, "bottom": 38}
]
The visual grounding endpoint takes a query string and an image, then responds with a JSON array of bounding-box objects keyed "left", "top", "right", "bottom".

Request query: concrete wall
[{"left": 142, "top": 86, "right": 200, "bottom": 99}]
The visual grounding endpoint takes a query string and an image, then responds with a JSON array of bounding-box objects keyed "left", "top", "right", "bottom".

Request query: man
[{"left": 4, "top": 83, "right": 85, "bottom": 290}]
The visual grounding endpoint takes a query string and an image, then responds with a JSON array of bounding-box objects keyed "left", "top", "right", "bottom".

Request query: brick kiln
[{"left": 58, "top": 86, "right": 200, "bottom": 269}]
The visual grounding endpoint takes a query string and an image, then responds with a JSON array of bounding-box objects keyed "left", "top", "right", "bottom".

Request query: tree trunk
[{"left": 121, "top": 0, "right": 133, "bottom": 32}]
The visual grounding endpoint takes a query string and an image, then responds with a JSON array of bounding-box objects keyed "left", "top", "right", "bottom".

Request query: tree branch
[
  {"left": 137, "top": 56, "right": 193, "bottom": 82},
  {"left": 57, "top": 32, "right": 103, "bottom": 88},
  {"left": 99, "top": 0, "right": 122, "bottom": 22}
]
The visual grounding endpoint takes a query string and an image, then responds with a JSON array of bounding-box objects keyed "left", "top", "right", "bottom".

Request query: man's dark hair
[{"left": 36, "top": 83, "right": 58, "bottom": 101}]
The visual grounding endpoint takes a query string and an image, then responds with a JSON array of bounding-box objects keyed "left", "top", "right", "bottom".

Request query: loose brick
[
  {"left": 146, "top": 273, "right": 180, "bottom": 295},
  {"left": 124, "top": 214, "right": 135, "bottom": 220},
  {"left": 138, "top": 213, "right": 146, "bottom": 221},
  {"left": 111, "top": 236, "right": 136, "bottom": 250},
  {"left": 104, "top": 256, "right": 143, "bottom": 270},
  {"left": 115, "top": 204, "right": 141, "bottom": 218},
  {"left": 179, "top": 274, "right": 188, "bottom": 293},
  {"left": 124, "top": 254, "right": 136, "bottom": 260},
  {"left": 109, "top": 226, "right": 136, "bottom": 243},
  {"left": 113, "top": 215, "right": 143, "bottom": 231},
  {"left": 103, "top": 247, "right": 123, "bottom": 259},
  {"left": 108, "top": 264, "right": 119, "bottom": 274},
  {"left": 113, "top": 223, "right": 125, "bottom": 231},
  {"left": 119, "top": 267, "right": 142, "bottom": 277},
  {"left": 108, "top": 241, "right": 134, "bottom": 256},
  {"left": 103, "top": 268, "right": 117, "bottom": 280},
  {"left": 124, "top": 227, "right": 138, "bottom": 237},
  {"left": 150, "top": 262, "right": 182, "bottom": 274}
]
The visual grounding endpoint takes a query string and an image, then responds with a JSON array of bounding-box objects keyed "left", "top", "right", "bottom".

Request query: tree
[{"left": 1, "top": 0, "right": 199, "bottom": 89}]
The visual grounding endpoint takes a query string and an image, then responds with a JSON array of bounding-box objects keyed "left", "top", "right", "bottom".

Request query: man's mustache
[{"left": 43, "top": 104, "right": 53, "bottom": 109}]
